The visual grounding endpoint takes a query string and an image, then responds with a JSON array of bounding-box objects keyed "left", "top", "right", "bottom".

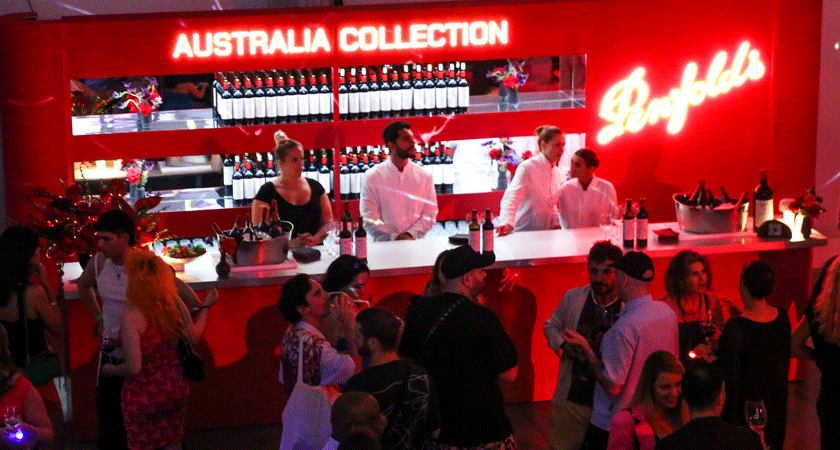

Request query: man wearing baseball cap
[
  {"left": 399, "top": 245, "right": 519, "bottom": 450},
  {"left": 563, "top": 251, "right": 678, "bottom": 450}
]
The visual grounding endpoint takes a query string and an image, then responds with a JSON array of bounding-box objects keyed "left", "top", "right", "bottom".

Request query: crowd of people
[{"left": 0, "top": 118, "right": 834, "bottom": 450}]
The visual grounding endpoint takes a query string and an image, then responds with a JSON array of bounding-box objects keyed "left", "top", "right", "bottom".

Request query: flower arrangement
[
  {"left": 483, "top": 138, "right": 533, "bottom": 175},
  {"left": 23, "top": 180, "right": 168, "bottom": 261},
  {"left": 789, "top": 187, "right": 826, "bottom": 218},
  {"left": 121, "top": 159, "right": 153, "bottom": 187},
  {"left": 112, "top": 77, "right": 163, "bottom": 116},
  {"left": 487, "top": 59, "right": 529, "bottom": 89}
]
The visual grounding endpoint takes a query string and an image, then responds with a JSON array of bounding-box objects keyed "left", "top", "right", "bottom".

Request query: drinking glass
[
  {"left": 325, "top": 219, "right": 341, "bottom": 256},
  {"left": 745, "top": 400, "right": 768, "bottom": 448},
  {"left": 4, "top": 405, "right": 21, "bottom": 441},
  {"left": 599, "top": 211, "right": 614, "bottom": 242}
]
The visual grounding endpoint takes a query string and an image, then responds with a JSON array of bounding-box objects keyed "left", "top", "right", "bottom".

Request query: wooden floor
[{"left": 71, "top": 360, "right": 824, "bottom": 450}]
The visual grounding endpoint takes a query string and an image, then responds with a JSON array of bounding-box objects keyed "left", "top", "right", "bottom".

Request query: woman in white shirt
[
  {"left": 557, "top": 149, "right": 618, "bottom": 229},
  {"left": 498, "top": 125, "right": 566, "bottom": 236}
]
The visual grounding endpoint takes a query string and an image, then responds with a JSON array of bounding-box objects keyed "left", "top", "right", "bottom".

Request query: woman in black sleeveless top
[{"left": 0, "top": 226, "right": 62, "bottom": 372}]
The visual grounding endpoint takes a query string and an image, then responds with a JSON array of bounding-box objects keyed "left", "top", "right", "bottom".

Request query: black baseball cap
[
  {"left": 440, "top": 245, "right": 496, "bottom": 280},
  {"left": 608, "top": 251, "right": 655, "bottom": 282}
]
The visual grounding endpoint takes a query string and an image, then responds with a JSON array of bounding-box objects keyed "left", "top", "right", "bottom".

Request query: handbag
[
  {"left": 176, "top": 334, "right": 205, "bottom": 382},
  {"left": 279, "top": 331, "right": 332, "bottom": 450},
  {"left": 18, "top": 285, "right": 61, "bottom": 386}
]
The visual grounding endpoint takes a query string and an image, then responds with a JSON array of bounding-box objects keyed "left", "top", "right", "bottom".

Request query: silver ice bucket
[
  {"left": 673, "top": 194, "right": 749, "bottom": 234},
  {"left": 227, "top": 221, "right": 293, "bottom": 266}
]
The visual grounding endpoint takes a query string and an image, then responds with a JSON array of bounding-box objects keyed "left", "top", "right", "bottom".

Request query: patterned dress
[{"left": 121, "top": 324, "right": 189, "bottom": 450}]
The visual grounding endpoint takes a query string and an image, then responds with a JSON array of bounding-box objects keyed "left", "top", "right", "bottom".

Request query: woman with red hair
[{"left": 101, "top": 249, "right": 216, "bottom": 450}]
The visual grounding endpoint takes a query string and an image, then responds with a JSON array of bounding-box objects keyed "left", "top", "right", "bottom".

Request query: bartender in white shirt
[
  {"left": 557, "top": 149, "right": 618, "bottom": 229},
  {"left": 360, "top": 121, "right": 439, "bottom": 241},
  {"left": 498, "top": 125, "right": 566, "bottom": 236}
]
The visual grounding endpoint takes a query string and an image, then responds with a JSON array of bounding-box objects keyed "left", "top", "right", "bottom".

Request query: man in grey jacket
[{"left": 543, "top": 241, "right": 623, "bottom": 450}]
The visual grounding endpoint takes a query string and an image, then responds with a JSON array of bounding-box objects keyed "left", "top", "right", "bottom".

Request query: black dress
[
  {"left": 805, "top": 255, "right": 840, "bottom": 450},
  {"left": 253, "top": 178, "right": 324, "bottom": 238},
  {"left": 676, "top": 293, "right": 723, "bottom": 365},
  {"left": 717, "top": 308, "right": 790, "bottom": 450},
  {"left": 0, "top": 284, "right": 49, "bottom": 370}
]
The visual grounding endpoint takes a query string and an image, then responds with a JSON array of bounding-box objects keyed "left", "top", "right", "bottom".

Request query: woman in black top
[
  {"left": 0, "top": 226, "right": 62, "bottom": 374},
  {"left": 252, "top": 136, "right": 333, "bottom": 248},
  {"left": 717, "top": 260, "right": 789, "bottom": 450},
  {"left": 792, "top": 255, "right": 840, "bottom": 450}
]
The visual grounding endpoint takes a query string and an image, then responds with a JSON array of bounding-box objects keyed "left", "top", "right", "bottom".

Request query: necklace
[{"left": 679, "top": 295, "right": 701, "bottom": 318}]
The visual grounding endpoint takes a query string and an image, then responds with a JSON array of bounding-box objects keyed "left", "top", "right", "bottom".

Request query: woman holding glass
[
  {"left": 606, "top": 351, "right": 687, "bottom": 450},
  {"left": 497, "top": 125, "right": 566, "bottom": 236},
  {"left": 100, "top": 249, "right": 215, "bottom": 450},
  {"left": 321, "top": 255, "right": 371, "bottom": 350},
  {"left": 659, "top": 250, "right": 731, "bottom": 364},
  {"left": 252, "top": 135, "right": 333, "bottom": 248},
  {"left": 792, "top": 255, "right": 840, "bottom": 450},
  {"left": 717, "top": 260, "right": 788, "bottom": 450}
]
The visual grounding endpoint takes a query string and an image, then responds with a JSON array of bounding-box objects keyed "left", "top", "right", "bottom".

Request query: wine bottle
[
  {"left": 401, "top": 65, "right": 413, "bottom": 117},
  {"left": 390, "top": 69, "right": 402, "bottom": 116},
  {"left": 232, "top": 158, "right": 244, "bottom": 207},
  {"left": 379, "top": 66, "right": 391, "bottom": 118},
  {"left": 304, "top": 152, "right": 317, "bottom": 180},
  {"left": 355, "top": 216, "right": 367, "bottom": 262},
  {"left": 435, "top": 63, "right": 447, "bottom": 115},
  {"left": 340, "top": 202, "right": 353, "bottom": 256},
  {"left": 319, "top": 72, "right": 332, "bottom": 122},
  {"left": 442, "top": 146, "right": 454, "bottom": 194},
  {"left": 263, "top": 73, "right": 277, "bottom": 125},
  {"left": 339, "top": 154, "right": 350, "bottom": 201},
  {"left": 244, "top": 219, "right": 257, "bottom": 241},
  {"left": 308, "top": 73, "right": 320, "bottom": 123},
  {"left": 719, "top": 186, "right": 731, "bottom": 204},
  {"left": 350, "top": 153, "right": 362, "bottom": 200},
  {"left": 220, "top": 80, "right": 233, "bottom": 127},
  {"left": 319, "top": 155, "right": 332, "bottom": 200},
  {"left": 297, "top": 74, "right": 310, "bottom": 123},
  {"left": 338, "top": 68, "right": 349, "bottom": 121},
  {"left": 222, "top": 154, "right": 234, "bottom": 198},
  {"left": 243, "top": 159, "right": 256, "bottom": 203},
  {"left": 424, "top": 64, "right": 436, "bottom": 116},
  {"left": 636, "top": 198, "right": 648, "bottom": 248},
  {"left": 254, "top": 153, "right": 266, "bottom": 188},
  {"left": 358, "top": 67, "right": 370, "bottom": 120},
  {"left": 368, "top": 69, "right": 380, "bottom": 119},
  {"left": 432, "top": 144, "right": 443, "bottom": 194},
  {"left": 274, "top": 73, "right": 288, "bottom": 124},
  {"left": 753, "top": 168, "right": 774, "bottom": 230},
  {"left": 348, "top": 68, "right": 360, "bottom": 120},
  {"left": 253, "top": 75, "right": 266, "bottom": 125},
  {"left": 232, "top": 79, "right": 244, "bottom": 126},
  {"left": 687, "top": 179, "right": 705, "bottom": 206},
  {"left": 242, "top": 77, "right": 256, "bottom": 126},
  {"left": 446, "top": 62, "right": 458, "bottom": 114},
  {"left": 469, "top": 209, "right": 481, "bottom": 252},
  {"left": 285, "top": 74, "right": 298, "bottom": 123},
  {"left": 483, "top": 209, "right": 494, "bottom": 253},
  {"left": 458, "top": 61, "right": 470, "bottom": 114},
  {"left": 269, "top": 199, "right": 283, "bottom": 238},
  {"left": 257, "top": 207, "right": 271, "bottom": 235},
  {"left": 622, "top": 198, "right": 635, "bottom": 248},
  {"left": 265, "top": 152, "right": 277, "bottom": 179}
]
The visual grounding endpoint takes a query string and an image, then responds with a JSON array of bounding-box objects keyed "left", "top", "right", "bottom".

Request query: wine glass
[
  {"left": 599, "top": 211, "right": 614, "bottom": 242},
  {"left": 325, "top": 219, "right": 341, "bottom": 257},
  {"left": 745, "top": 400, "right": 768, "bottom": 448},
  {"left": 4, "top": 405, "right": 21, "bottom": 441}
]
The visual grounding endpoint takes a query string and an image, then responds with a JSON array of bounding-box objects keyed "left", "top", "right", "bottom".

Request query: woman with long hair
[
  {"left": 0, "top": 326, "right": 53, "bottom": 449},
  {"left": 0, "top": 226, "right": 62, "bottom": 373},
  {"left": 101, "top": 249, "right": 215, "bottom": 450},
  {"left": 252, "top": 135, "right": 333, "bottom": 248},
  {"left": 659, "top": 250, "right": 731, "bottom": 364},
  {"left": 606, "top": 351, "right": 688, "bottom": 450},
  {"left": 792, "top": 255, "right": 840, "bottom": 450},
  {"left": 422, "top": 250, "right": 451, "bottom": 297},
  {"left": 498, "top": 125, "right": 566, "bottom": 235},
  {"left": 321, "top": 255, "right": 371, "bottom": 349}
]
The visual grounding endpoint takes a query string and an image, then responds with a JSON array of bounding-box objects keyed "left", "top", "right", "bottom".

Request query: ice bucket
[
  {"left": 227, "top": 221, "right": 293, "bottom": 266},
  {"left": 673, "top": 194, "right": 749, "bottom": 234}
]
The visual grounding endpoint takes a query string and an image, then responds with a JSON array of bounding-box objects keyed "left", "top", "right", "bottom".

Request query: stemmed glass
[
  {"left": 745, "top": 400, "right": 768, "bottom": 449},
  {"left": 599, "top": 211, "right": 614, "bottom": 243},
  {"left": 4, "top": 406, "right": 22, "bottom": 441},
  {"left": 325, "top": 219, "right": 341, "bottom": 257}
]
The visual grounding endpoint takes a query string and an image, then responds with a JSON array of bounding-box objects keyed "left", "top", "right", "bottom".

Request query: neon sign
[
  {"left": 597, "top": 42, "right": 766, "bottom": 145},
  {"left": 172, "top": 20, "right": 508, "bottom": 59}
]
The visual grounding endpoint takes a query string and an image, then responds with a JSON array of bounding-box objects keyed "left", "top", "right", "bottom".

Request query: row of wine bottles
[
  {"left": 338, "top": 203, "right": 367, "bottom": 261},
  {"left": 337, "top": 62, "right": 470, "bottom": 120},
  {"left": 210, "top": 61, "right": 472, "bottom": 127},
  {"left": 623, "top": 198, "right": 649, "bottom": 249},
  {"left": 468, "top": 209, "right": 495, "bottom": 254},
  {"left": 223, "top": 153, "right": 279, "bottom": 206},
  {"left": 225, "top": 200, "right": 290, "bottom": 242},
  {"left": 682, "top": 169, "right": 774, "bottom": 231}
]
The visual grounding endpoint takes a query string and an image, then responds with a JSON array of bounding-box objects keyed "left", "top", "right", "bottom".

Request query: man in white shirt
[
  {"left": 361, "top": 121, "right": 438, "bottom": 241},
  {"left": 557, "top": 149, "right": 618, "bottom": 229}
]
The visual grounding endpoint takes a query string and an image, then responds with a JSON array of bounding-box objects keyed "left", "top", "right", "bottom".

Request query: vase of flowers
[
  {"left": 788, "top": 187, "right": 826, "bottom": 239},
  {"left": 483, "top": 138, "right": 533, "bottom": 191},
  {"left": 112, "top": 77, "right": 162, "bottom": 131},
  {"left": 122, "top": 159, "right": 153, "bottom": 203},
  {"left": 487, "top": 59, "right": 528, "bottom": 111},
  {"left": 216, "top": 237, "right": 237, "bottom": 279}
]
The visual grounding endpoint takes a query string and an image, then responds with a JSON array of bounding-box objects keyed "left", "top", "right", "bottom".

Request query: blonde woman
[
  {"left": 606, "top": 351, "right": 688, "bottom": 450},
  {"left": 101, "top": 249, "right": 216, "bottom": 450},
  {"left": 792, "top": 255, "right": 840, "bottom": 450}
]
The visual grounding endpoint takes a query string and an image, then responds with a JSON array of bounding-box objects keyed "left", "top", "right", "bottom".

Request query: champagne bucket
[
  {"left": 226, "top": 221, "right": 293, "bottom": 266},
  {"left": 673, "top": 194, "right": 749, "bottom": 234}
]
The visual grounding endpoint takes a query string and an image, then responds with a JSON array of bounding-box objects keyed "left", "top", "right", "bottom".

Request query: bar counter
[{"left": 63, "top": 222, "right": 827, "bottom": 439}]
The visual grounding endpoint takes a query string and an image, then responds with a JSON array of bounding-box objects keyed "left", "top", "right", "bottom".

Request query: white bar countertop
[{"left": 59, "top": 221, "right": 828, "bottom": 298}]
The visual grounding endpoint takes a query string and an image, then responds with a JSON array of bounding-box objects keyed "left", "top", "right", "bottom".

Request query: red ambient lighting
[{"left": 598, "top": 42, "right": 766, "bottom": 144}]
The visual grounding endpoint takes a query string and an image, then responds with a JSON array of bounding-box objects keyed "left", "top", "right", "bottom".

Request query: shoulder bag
[{"left": 279, "top": 330, "right": 332, "bottom": 450}]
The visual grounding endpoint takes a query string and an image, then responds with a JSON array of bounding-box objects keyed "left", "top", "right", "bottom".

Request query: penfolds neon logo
[
  {"left": 597, "top": 42, "right": 766, "bottom": 145},
  {"left": 171, "top": 20, "right": 508, "bottom": 58}
]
